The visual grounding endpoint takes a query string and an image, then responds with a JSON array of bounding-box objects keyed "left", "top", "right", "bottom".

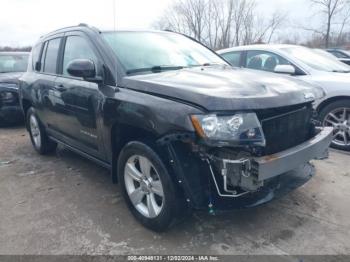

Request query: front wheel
[
  {"left": 27, "top": 107, "right": 57, "bottom": 154},
  {"left": 117, "top": 141, "right": 184, "bottom": 231},
  {"left": 319, "top": 100, "right": 350, "bottom": 151}
]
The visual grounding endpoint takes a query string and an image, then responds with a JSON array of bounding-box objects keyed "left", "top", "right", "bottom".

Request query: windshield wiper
[
  {"left": 202, "top": 62, "right": 226, "bottom": 66},
  {"left": 126, "top": 65, "right": 185, "bottom": 75},
  {"left": 189, "top": 62, "right": 227, "bottom": 68}
]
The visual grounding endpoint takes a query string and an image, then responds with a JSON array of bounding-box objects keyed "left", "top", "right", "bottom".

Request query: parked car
[
  {"left": 20, "top": 25, "right": 332, "bottom": 231},
  {"left": 327, "top": 48, "right": 350, "bottom": 65},
  {"left": 218, "top": 44, "right": 350, "bottom": 151},
  {"left": 0, "top": 52, "right": 29, "bottom": 126}
]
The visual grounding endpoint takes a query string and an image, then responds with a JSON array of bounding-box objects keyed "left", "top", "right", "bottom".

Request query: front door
[{"left": 52, "top": 33, "right": 105, "bottom": 159}]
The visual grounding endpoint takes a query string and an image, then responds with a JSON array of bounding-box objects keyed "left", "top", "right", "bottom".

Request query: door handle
[{"left": 55, "top": 84, "right": 67, "bottom": 92}]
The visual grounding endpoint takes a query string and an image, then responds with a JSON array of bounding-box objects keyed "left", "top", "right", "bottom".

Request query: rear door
[
  {"left": 36, "top": 37, "right": 62, "bottom": 126},
  {"left": 52, "top": 32, "right": 105, "bottom": 159}
]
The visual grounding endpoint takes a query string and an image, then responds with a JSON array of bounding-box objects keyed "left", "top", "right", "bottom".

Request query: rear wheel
[
  {"left": 117, "top": 141, "right": 184, "bottom": 231},
  {"left": 27, "top": 107, "right": 57, "bottom": 154},
  {"left": 319, "top": 100, "right": 350, "bottom": 151}
]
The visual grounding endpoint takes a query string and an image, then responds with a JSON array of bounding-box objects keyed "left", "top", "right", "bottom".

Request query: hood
[
  {"left": 308, "top": 71, "right": 350, "bottom": 91},
  {"left": 311, "top": 70, "right": 350, "bottom": 83},
  {"left": 0, "top": 72, "right": 23, "bottom": 87},
  {"left": 122, "top": 66, "right": 324, "bottom": 111}
]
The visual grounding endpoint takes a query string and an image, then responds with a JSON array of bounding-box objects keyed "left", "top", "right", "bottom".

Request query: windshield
[
  {"left": 102, "top": 31, "right": 227, "bottom": 75},
  {"left": 0, "top": 54, "right": 29, "bottom": 73},
  {"left": 314, "top": 49, "right": 341, "bottom": 60},
  {"left": 282, "top": 46, "right": 350, "bottom": 73}
]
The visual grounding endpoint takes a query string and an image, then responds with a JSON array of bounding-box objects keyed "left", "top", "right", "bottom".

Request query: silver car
[{"left": 218, "top": 44, "right": 350, "bottom": 151}]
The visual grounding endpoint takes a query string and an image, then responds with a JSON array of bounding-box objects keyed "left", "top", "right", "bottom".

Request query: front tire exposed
[
  {"left": 27, "top": 107, "right": 57, "bottom": 155},
  {"left": 319, "top": 100, "right": 350, "bottom": 152},
  {"left": 117, "top": 141, "right": 183, "bottom": 232}
]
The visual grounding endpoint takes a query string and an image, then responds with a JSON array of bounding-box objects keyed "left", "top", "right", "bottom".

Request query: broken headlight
[
  {"left": 191, "top": 113, "right": 266, "bottom": 146},
  {"left": 0, "top": 91, "right": 16, "bottom": 102}
]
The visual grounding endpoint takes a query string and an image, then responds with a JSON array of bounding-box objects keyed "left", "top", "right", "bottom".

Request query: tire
[
  {"left": 117, "top": 141, "right": 184, "bottom": 232},
  {"left": 319, "top": 99, "right": 350, "bottom": 152},
  {"left": 27, "top": 107, "right": 57, "bottom": 155}
]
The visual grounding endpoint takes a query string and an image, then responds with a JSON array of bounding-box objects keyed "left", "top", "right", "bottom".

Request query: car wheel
[
  {"left": 27, "top": 107, "right": 57, "bottom": 154},
  {"left": 319, "top": 100, "right": 350, "bottom": 151},
  {"left": 117, "top": 141, "right": 184, "bottom": 232}
]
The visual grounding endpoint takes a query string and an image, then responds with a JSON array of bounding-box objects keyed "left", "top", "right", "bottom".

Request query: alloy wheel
[
  {"left": 323, "top": 107, "right": 350, "bottom": 147},
  {"left": 29, "top": 115, "right": 41, "bottom": 148},
  {"left": 124, "top": 155, "right": 165, "bottom": 218}
]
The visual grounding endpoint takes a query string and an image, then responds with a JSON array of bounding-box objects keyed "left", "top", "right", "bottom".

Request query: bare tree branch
[
  {"left": 308, "top": 0, "right": 347, "bottom": 47},
  {"left": 153, "top": 0, "right": 287, "bottom": 50}
]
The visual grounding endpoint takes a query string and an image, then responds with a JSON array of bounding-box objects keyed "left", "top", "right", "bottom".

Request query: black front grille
[{"left": 259, "top": 104, "right": 314, "bottom": 155}]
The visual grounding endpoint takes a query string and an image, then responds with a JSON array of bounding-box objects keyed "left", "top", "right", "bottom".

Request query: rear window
[{"left": 43, "top": 38, "right": 61, "bottom": 74}]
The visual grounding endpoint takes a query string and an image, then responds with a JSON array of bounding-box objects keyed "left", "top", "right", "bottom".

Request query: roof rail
[{"left": 39, "top": 23, "right": 101, "bottom": 39}]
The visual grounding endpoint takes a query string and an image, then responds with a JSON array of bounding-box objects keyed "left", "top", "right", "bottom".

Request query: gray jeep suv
[{"left": 20, "top": 25, "right": 332, "bottom": 231}]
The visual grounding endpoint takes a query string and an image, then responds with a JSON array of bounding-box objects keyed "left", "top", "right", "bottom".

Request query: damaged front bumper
[
  {"left": 207, "top": 127, "right": 333, "bottom": 198},
  {"left": 160, "top": 127, "right": 333, "bottom": 210},
  {"left": 206, "top": 127, "right": 333, "bottom": 198}
]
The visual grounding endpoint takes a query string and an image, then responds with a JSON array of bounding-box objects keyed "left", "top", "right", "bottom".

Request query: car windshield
[
  {"left": 314, "top": 49, "right": 341, "bottom": 60},
  {"left": 282, "top": 47, "right": 350, "bottom": 73},
  {"left": 0, "top": 54, "right": 29, "bottom": 73},
  {"left": 102, "top": 31, "right": 227, "bottom": 75}
]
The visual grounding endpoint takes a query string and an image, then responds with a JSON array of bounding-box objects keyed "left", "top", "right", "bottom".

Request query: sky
[{"left": 0, "top": 0, "right": 312, "bottom": 47}]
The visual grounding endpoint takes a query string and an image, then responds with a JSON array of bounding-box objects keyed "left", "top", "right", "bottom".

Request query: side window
[
  {"left": 43, "top": 38, "right": 61, "bottom": 74},
  {"left": 221, "top": 52, "right": 241, "bottom": 67},
  {"left": 40, "top": 42, "right": 48, "bottom": 72},
  {"left": 31, "top": 43, "right": 42, "bottom": 71},
  {"left": 246, "top": 50, "right": 290, "bottom": 72},
  {"left": 63, "top": 36, "right": 97, "bottom": 76}
]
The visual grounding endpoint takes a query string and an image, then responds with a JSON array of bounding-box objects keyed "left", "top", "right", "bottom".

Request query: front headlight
[
  {"left": 0, "top": 91, "right": 15, "bottom": 102},
  {"left": 190, "top": 113, "right": 265, "bottom": 146}
]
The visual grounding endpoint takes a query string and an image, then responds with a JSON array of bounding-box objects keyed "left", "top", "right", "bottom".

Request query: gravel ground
[{"left": 0, "top": 125, "right": 349, "bottom": 256}]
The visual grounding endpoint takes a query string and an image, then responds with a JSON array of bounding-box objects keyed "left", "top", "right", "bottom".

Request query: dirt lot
[{"left": 0, "top": 125, "right": 350, "bottom": 256}]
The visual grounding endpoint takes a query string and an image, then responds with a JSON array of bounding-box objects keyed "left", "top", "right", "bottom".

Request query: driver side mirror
[
  {"left": 274, "top": 65, "right": 295, "bottom": 75},
  {"left": 67, "top": 59, "right": 101, "bottom": 82}
]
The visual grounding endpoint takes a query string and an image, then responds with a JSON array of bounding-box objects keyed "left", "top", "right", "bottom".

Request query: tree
[
  {"left": 0, "top": 46, "right": 32, "bottom": 52},
  {"left": 153, "top": 0, "right": 287, "bottom": 50},
  {"left": 307, "top": 0, "right": 349, "bottom": 47}
]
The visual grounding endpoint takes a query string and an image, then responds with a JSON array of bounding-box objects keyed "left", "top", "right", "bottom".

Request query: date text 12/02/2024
[{"left": 127, "top": 256, "right": 220, "bottom": 261}]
